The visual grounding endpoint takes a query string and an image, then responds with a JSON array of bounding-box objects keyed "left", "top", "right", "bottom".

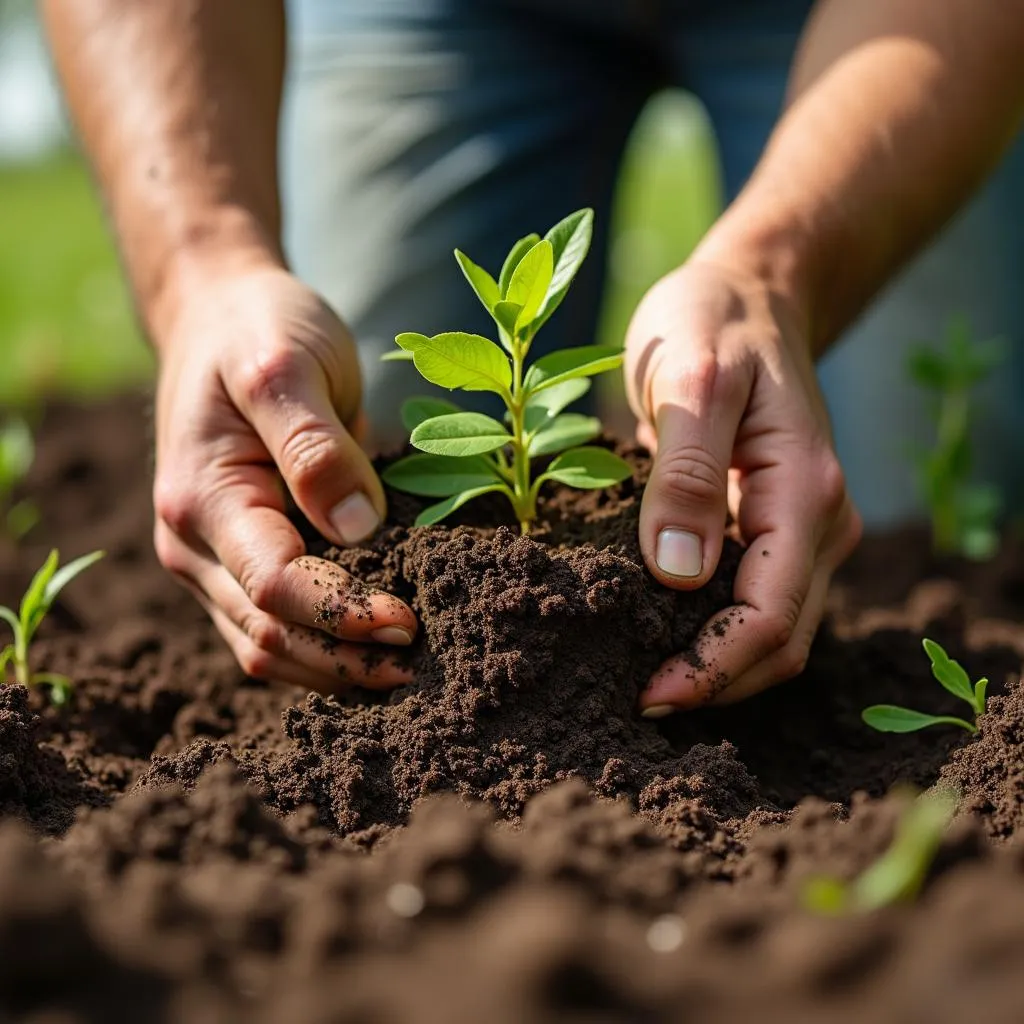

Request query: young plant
[
  {"left": 802, "top": 786, "right": 958, "bottom": 914},
  {"left": 0, "top": 548, "right": 104, "bottom": 705},
  {"left": 381, "top": 208, "right": 631, "bottom": 532},
  {"left": 862, "top": 638, "right": 987, "bottom": 735},
  {"left": 907, "top": 315, "right": 1005, "bottom": 560},
  {"left": 0, "top": 416, "right": 39, "bottom": 541}
]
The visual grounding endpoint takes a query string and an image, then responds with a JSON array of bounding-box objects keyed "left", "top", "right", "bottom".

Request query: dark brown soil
[{"left": 2, "top": 395, "right": 1024, "bottom": 1023}]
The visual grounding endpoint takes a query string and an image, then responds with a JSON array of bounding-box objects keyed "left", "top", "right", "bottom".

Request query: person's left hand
[{"left": 624, "top": 256, "right": 862, "bottom": 715}]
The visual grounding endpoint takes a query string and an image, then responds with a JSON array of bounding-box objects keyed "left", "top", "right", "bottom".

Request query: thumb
[
  {"left": 639, "top": 359, "right": 744, "bottom": 589},
  {"left": 233, "top": 352, "right": 386, "bottom": 547}
]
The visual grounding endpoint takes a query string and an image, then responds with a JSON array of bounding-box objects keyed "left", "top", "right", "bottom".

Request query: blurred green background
[{"left": 0, "top": 6, "right": 720, "bottom": 408}]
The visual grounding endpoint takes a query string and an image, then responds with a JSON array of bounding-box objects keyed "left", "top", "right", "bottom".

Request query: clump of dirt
[{"left": 0, "top": 685, "right": 103, "bottom": 834}]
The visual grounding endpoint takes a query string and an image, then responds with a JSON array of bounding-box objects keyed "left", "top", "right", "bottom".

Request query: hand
[
  {"left": 625, "top": 257, "right": 861, "bottom": 714},
  {"left": 152, "top": 262, "right": 418, "bottom": 691}
]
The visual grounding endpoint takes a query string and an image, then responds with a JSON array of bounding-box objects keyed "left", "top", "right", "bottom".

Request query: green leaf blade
[
  {"left": 20, "top": 549, "right": 59, "bottom": 633},
  {"left": 454, "top": 249, "right": 500, "bottom": 312},
  {"left": 922, "top": 638, "right": 976, "bottom": 705},
  {"left": 861, "top": 704, "right": 976, "bottom": 734},
  {"left": 43, "top": 550, "right": 105, "bottom": 611},
  {"left": 414, "top": 484, "right": 511, "bottom": 527},
  {"left": 524, "top": 345, "right": 623, "bottom": 395},
  {"left": 0, "top": 418, "right": 34, "bottom": 491},
  {"left": 400, "top": 397, "right": 462, "bottom": 433},
  {"left": 382, "top": 454, "right": 501, "bottom": 497},
  {"left": 535, "top": 208, "right": 594, "bottom": 329},
  {"left": 541, "top": 447, "right": 632, "bottom": 490},
  {"left": 528, "top": 414, "right": 601, "bottom": 457},
  {"left": 411, "top": 333, "right": 512, "bottom": 396},
  {"left": 506, "top": 240, "right": 553, "bottom": 333},
  {"left": 524, "top": 378, "right": 591, "bottom": 421},
  {"left": 410, "top": 412, "right": 511, "bottom": 457},
  {"left": 498, "top": 233, "right": 541, "bottom": 297}
]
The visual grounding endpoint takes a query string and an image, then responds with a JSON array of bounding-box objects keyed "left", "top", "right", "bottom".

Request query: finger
[
  {"left": 638, "top": 351, "right": 748, "bottom": 590},
  {"left": 164, "top": 465, "right": 417, "bottom": 643},
  {"left": 229, "top": 347, "right": 386, "bottom": 546},
  {"left": 205, "top": 598, "right": 412, "bottom": 693}
]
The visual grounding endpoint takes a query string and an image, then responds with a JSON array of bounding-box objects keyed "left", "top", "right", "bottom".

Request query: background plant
[
  {"left": 907, "top": 316, "right": 1005, "bottom": 560},
  {"left": 802, "top": 787, "right": 958, "bottom": 914},
  {"left": 0, "top": 548, "right": 103, "bottom": 705},
  {"left": 382, "top": 208, "right": 632, "bottom": 532},
  {"left": 0, "top": 415, "right": 39, "bottom": 540},
  {"left": 862, "top": 638, "right": 987, "bottom": 735}
]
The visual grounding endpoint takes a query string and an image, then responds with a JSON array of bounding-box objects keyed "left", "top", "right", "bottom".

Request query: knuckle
[
  {"left": 238, "top": 564, "right": 282, "bottom": 616},
  {"left": 761, "top": 595, "right": 802, "bottom": 654},
  {"left": 153, "top": 477, "right": 196, "bottom": 536},
  {"left": 237, "top": 347, "right": 303, "bottom": 407},
  {"left": 235, "top": 640, "right": 275, "bottom": 680},
  {"left": 814, "top": 452, "right": 847, "bottom": 518},
  {"left": 242, "top": 612, "right": 287, "bottom": 657},
  {"left": 656, "top": 445, "right": 726, "bottom": 508},
  {"left": 278, "top": 427, "right": 339, "bottom": 493},
  {"left": 777, "top": 639, "right": 811, "bottom": 680}
]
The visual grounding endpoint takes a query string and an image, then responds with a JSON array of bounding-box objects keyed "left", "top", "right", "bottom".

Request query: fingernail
[
  {"left": 656, "top": 528, "right": 702, "bottom": 578},
  {"left": 371, "top": 625, "right": 414, "bottom": 646},
  {"left": 641, "top": 704, "right": 676, "bottom": 720},
  {"left": 330, "top": 492, "right": 380, "bottom": 545}
]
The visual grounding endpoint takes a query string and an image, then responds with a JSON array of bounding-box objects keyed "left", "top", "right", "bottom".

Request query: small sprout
[
  {"left": 0, "top": 416, "right": 39, "bottom": 541},
  {"left": 907, "top": 315, "right": 1005, "bottom": 560},
  {"left": 803, "top": 787, "right": 958, "bottom": 914},
  {"left": 0, "top": 548, "right": 104, "bottom": 705},
  {"left": 381, "top": 209, "right": 631, "bottom": 532},
  {"left": 862, "top": 638, "right": 988, "bottom": 735}
]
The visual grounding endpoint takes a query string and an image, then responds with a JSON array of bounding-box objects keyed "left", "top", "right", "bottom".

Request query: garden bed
[{"left": 2, "top": 395, "right": 1024, "bottom": 1023}]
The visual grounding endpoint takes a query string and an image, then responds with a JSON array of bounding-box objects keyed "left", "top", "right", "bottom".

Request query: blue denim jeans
[{"left": 281, "top": 0, "right": 1024, "bottom": 526}]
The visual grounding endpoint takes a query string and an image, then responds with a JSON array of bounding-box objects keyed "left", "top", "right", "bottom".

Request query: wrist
[{"left": 140, "top": 205, "right": 286, "bottom": 354}]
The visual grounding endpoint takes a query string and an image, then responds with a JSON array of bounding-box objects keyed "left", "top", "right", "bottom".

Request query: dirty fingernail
[
  {"left": 641, "top": 704, "right": 676, "bottom": 720},
  {"left": 331, "top": 492, "right": 380, "bottom": 544},
  {"left": 656, "top": 528, "right": 702, "bottom": 578},
  {"left": 371, "top": 625, "right": 414, "bottom": 646}
]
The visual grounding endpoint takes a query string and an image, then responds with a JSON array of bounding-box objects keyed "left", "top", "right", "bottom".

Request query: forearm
[
  {"left": 41, "top": 0, "right": 286, "bottom": 345},
  {"left": 698, "top": 0, "right": 1024, "bottom": 356}
]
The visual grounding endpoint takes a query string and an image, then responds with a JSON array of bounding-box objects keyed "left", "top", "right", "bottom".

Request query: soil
[{"left": 2, "top": 394, "right": 1024, "bottom": 1023}]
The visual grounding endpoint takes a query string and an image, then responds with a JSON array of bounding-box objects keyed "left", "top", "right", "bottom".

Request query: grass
[{"left": 0, "top": 91, "right": 719, "bottom": 405}]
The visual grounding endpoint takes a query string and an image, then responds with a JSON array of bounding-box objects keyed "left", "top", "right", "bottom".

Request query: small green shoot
[
  {"left": 907, "top": 316, "right": 1005, "bottom": 560},
  {"left": 0, "top": 548, "right": 104, "bottom": 705},
  {"left": 803, "top": 787, "right": 958, "bottom": 914},
  {"left": 862, "top": 638, "right": 987, "bottom": 735},
  {"left": 0, "top": 416, "right": 39, "bottom": 541},
  {"left": 381, "top": 209, "right": 631, "bottom": 532}
]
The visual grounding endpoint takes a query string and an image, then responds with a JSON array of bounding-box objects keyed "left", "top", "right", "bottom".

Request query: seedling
[
  {"left": 862, "top": 638, "right": 987, "bottom": 735},
  {"left": 803, "top": 786, "right": 957, "bottom": 914},
  {"left": 0, "top": 548, "right": 104, "bottom": 705},
  {"left": 907, "top": 316, "right": 1005, "bottom": 560},
  {"left": 0, "top": 416, "right": 39, "bottom": 540},
  {"left": 381, "top": 208, "right": 631, "bottom": 532}
]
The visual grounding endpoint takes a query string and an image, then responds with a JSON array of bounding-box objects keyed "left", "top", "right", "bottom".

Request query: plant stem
[{"left": 509, "top": 336, "right": 534, "bottom": 533}]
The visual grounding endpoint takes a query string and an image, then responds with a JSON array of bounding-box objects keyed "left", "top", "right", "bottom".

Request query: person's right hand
[{"left": 151, "top": 261, "right": 418, "bottom": 692}]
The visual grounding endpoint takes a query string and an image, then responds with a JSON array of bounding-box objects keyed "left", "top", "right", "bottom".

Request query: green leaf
[
  {"left": 535, "top": 208, "right": 594, "bottom": 329},
  {"left": 541, "top": 447, "right": 632, "bottom": 490},
  {"left": 400, "top": 397, "right": 462, "bottom": 433},
  {"left": 498, "top": 233, "right": 540, "bottom": 297},
  {"left": 973, "top": 677, "right": 989, "bottom": 715},
  {"left": 506, "top": 240, "right": 553, "bottom": 333},
  {"left": 396, "top": 332, "right": 430, "bottom": 351},
  {"left": 906, "top": 348, "right": 949, "bottom": 391},
  {"left": 0, "top": 607, "right": 19, "bottom": 641},
  {"left": 525, "top": 378, "right": 591, "bottom": 420},
  {"left": 922, "top": 638, "right": 975, "bottom": 705},
  {"left": 6, "top": 499, "right": 39, "bottom": 541},
  {"left": 852, "top": 788, "right": 957, "bottom": 910},
  {"left": 381, "top": 350, "right": 415, "bottom": 362},
  {"left": 383, "top": 453, "right": 501, "bottom": 497},
  {"left": 492, "top": 301, "right": 523, "bottom": 344},
  {"left": 528, "top": 414, "right": 601, "bottom": 457},
  {"left": 861, "top": 704, "right": 976, "bottom": 734},
  {"left": 801, "top": 877, "right": 850, "bottom": 915},
  {"left": 43, "top": 550, "right": 105, "bottom": 610},
  {"left": 454, "top": 249, "right": 500, "bottom": 312},
  {"left": 20, "top": 549, "right": 59, "bottom": 635},
  {"left": 410, "top": 413, "right": 511, "bottom": 457},
  {"left": 411, "top": 333, "right": 512, "bottom": 397},
  {"left": 0, "top": 643, "right": 14, "bottom": 673},
  {"left": 524, "top": 345, "right": 623, "bottom": 395},
  {"left": 414, "top": 484, "right": 511, "bottom": 527},
  {"left": 33, "top": 672, "right": 72, "bottom": 706}
]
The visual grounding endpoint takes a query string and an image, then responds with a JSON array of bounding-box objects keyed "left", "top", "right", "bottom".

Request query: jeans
[{"left": 281, "top": 0, "right": 1024, "bottom": 526}]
